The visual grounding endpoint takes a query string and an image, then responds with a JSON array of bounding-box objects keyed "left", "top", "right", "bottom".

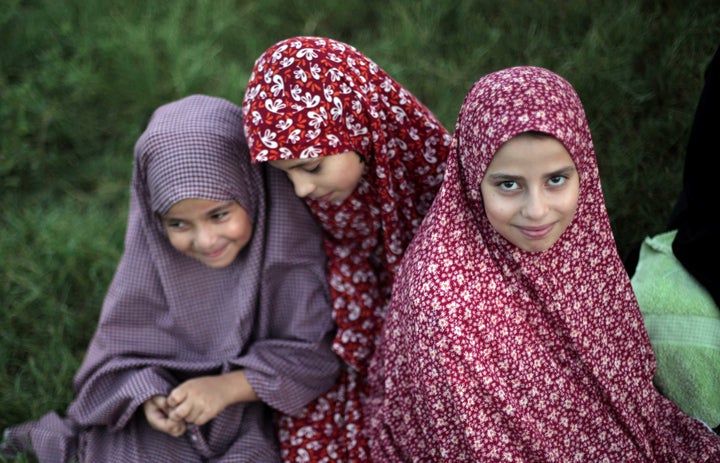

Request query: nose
[
  {"left": 289, "top": 175, "right": 316, "bottom": 198},
  {"left": 521, "top": 189, "right": 548, "bottom": 220},
  {"left": 193, "top": 224, "right": 216, "bottom": 251}
]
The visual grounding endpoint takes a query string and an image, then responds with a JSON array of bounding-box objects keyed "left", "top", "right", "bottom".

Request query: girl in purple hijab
[{"left": 2, "top": 95, "right": 340, "bottom": 462}]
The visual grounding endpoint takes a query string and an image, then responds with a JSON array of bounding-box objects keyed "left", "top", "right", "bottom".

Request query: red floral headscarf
[
  {"left": 242, "top": 36, "right": 451, "bottom": 462},
  {"left": 369, "top": 66, "right": 720, "bottom": 461}
]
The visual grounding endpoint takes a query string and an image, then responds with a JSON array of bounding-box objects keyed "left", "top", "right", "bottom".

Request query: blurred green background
[{"left": 1, "top": 0, "right": 718, "bottom": 459}]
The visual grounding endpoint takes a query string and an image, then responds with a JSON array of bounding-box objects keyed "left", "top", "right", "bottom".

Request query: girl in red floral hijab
[
  {"left": 368, "top": 66, "right": 720, "bottom": 461},
  {"left": 242, "top": 36, "right": 451, "bottom": 462}
]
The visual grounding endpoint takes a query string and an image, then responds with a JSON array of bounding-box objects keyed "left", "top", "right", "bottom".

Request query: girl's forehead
[
  {"left": 270, "top": 157, "right": 318, "bottom": 167},
  {"left": 164, "top": 198, "right": 235, "bottom": 216},
  {"left": 454, "top": 67, "right": 591, "bottom": 190}
]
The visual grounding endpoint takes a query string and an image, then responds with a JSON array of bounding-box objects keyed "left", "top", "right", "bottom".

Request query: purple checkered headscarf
[{"left": 3, "top": 95, "right": 339, "bottom": 462}]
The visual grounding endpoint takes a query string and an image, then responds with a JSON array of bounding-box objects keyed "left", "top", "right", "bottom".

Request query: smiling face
[
  {"left": 479, "top": 133, "right": 580, "bottom": 253},
  {"left": 268, "top": 151, "right": 365, "bottom": 204},
  {"left": 162, "top": 198, "right": 252, "bottom": 268}
]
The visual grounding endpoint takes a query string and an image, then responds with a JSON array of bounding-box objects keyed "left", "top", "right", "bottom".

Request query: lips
[
  {"left": 200, "top": 244, "right": 227, "bottom": 259},
  {"left": 518, "top": 224, "right": 553, "bottom": 239},
  {"left": 313, "top": 192, "right": 334, "bottom": 202}
]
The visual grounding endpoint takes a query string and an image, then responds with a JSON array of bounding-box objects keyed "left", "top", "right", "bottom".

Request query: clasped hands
[{"left": 143, "top": 375, "right": 234, "bottom": 438}]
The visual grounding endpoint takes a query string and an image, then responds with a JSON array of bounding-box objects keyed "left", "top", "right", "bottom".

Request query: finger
[
  {"left": 182, "top": 407, "right": 203, "bottom": 425},
  {"left": 192, "top": 410, "right": 210, "bottom": 427},
  {"left": 168, "top": 402, "right": 190, "bottom": 422},
  {"left": 166, "top": 387, "right": 187, "bottom": 408},
  {"left": 151, "top": 395, "right": 170, "bottom": 413},
  {"left": 167, "top": 420, "right": 186, "bottom": 437},
  {"left": 145, "top": 410, "right": 171, "bottom": 433},
  {"left": 145, "top": 408, "right": 185, "bottom": 437},
  {"left": 143, "top": 398, "right": 167, "bottom": 426},
  {"left": 158, "top": 418, "right": 185, "bottom": 437},
  {"left": 145, "top": 410, "right": 164, "bottom": 430}
]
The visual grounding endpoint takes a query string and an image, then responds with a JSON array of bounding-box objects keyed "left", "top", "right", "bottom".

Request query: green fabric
[{"left": 631, "top": 229, "right": 720, "bottom": 428}]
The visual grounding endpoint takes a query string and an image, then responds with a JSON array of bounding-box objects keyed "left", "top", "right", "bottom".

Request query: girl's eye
[
  {"left": 498, "top": 180, "right": 518, "bottom": 191},
  {"left": 548, "top": 175, "right": 567, "bottom": 187},
  {"left": 305, "top": 163, "right": 321, "bottom": 173},
  {"left": 164, "top": 220, "right": 186, "bottom": 230},
  {"left": 212, "top": 211, "right": 229, "bottom": 220}
]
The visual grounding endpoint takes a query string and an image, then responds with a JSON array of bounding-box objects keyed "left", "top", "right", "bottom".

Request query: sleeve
[
  {"left": 237, "top": 167, "right": 340, "bottom": 417},
  {"left": 66, "top": 188, "right": 180, "bottom": 429},
  {"left": 68, "top": 366, "right": 176, "bottom": 431}
]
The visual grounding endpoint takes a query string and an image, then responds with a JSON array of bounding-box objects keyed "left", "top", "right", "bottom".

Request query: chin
[
  {"left": 515, "top": 240, "right": 553, "bottom": 253},
  {"left": 204, "top": 259, "right": 233, "bottom": 269},
  {"left": 195, "top": 252, "right": 238, "bottom": 269}
]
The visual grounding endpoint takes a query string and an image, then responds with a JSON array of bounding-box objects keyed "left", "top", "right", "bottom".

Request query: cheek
[
  {"left": 561, "top": 186, "right": 580, "bottom": 220},
  {"left": 482, "top": 191, "right": 512, "bottom": 223},
  {"left": 483, "top": 201, "right": 511, "bottom": 234},
  {"left": 229, "top": 218, "right": 254, "bottom": 247},
  {"left": 166, "top": 233, "right": 190, "bottom": 254},
  {"left": 349, "top": 170, "right": 364, "bottom": 191},
  {"left": 332, "top": 173, "right": 354, "bottom": 192},
  {"left": 337, "top": 160, "right": 365, "bottom": 190}
]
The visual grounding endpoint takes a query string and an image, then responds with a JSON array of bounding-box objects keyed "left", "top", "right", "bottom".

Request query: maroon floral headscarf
[
  {"left": 369, "top": 66, "right": 720, "bottom": 461},
  {"left": 242, "top": 36, "right": 451, "bottom": 462}
]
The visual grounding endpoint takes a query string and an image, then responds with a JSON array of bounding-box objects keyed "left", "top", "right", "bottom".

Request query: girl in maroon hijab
[
  {"left": 242, "top": 36, "right": 451, "bottom": 462},
  {"left": 368, "top": 66, "right": 720, "bottom": 461},
  {"left": 2, "top": 95, "right": 339, "bottom": 462}
]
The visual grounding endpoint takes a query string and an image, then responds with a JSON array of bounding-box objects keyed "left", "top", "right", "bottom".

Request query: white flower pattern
[
  {"left": 369, "top": 66, "right": 720, "bottom": 461},
  {"left": 242, "top": 36, "right": 452, "bottom": 462}
]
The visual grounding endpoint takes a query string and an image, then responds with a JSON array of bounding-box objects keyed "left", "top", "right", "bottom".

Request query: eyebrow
[
  {"left": 485, "top": 172, "right": 520, "bottom": 181},
  {"left": 549, "top": 166, "right": 577, "bottom": 177},
  {"left": 206, "top": 201, "right": 236, "bottom": 214},
  {"left": 162, "top": 201, "right": 236, "bottom": 221},
  {"left": 486, "top": 165, "right": 576, "bottom": 181},
  {"left": 281, "top": 159, "right": 320, "bottom": 170}
]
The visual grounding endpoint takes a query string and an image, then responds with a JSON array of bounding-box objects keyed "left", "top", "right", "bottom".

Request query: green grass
[{"left": 1, "top": 0, "right": 718, "bottom": 458}]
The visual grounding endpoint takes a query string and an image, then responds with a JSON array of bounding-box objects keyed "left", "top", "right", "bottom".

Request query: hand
[
  {"left": 166, "top": 375, "right": 234, "bottom": 426},
  {"left": 143, "top": 395, "right": 186, "bottom": 437}
]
